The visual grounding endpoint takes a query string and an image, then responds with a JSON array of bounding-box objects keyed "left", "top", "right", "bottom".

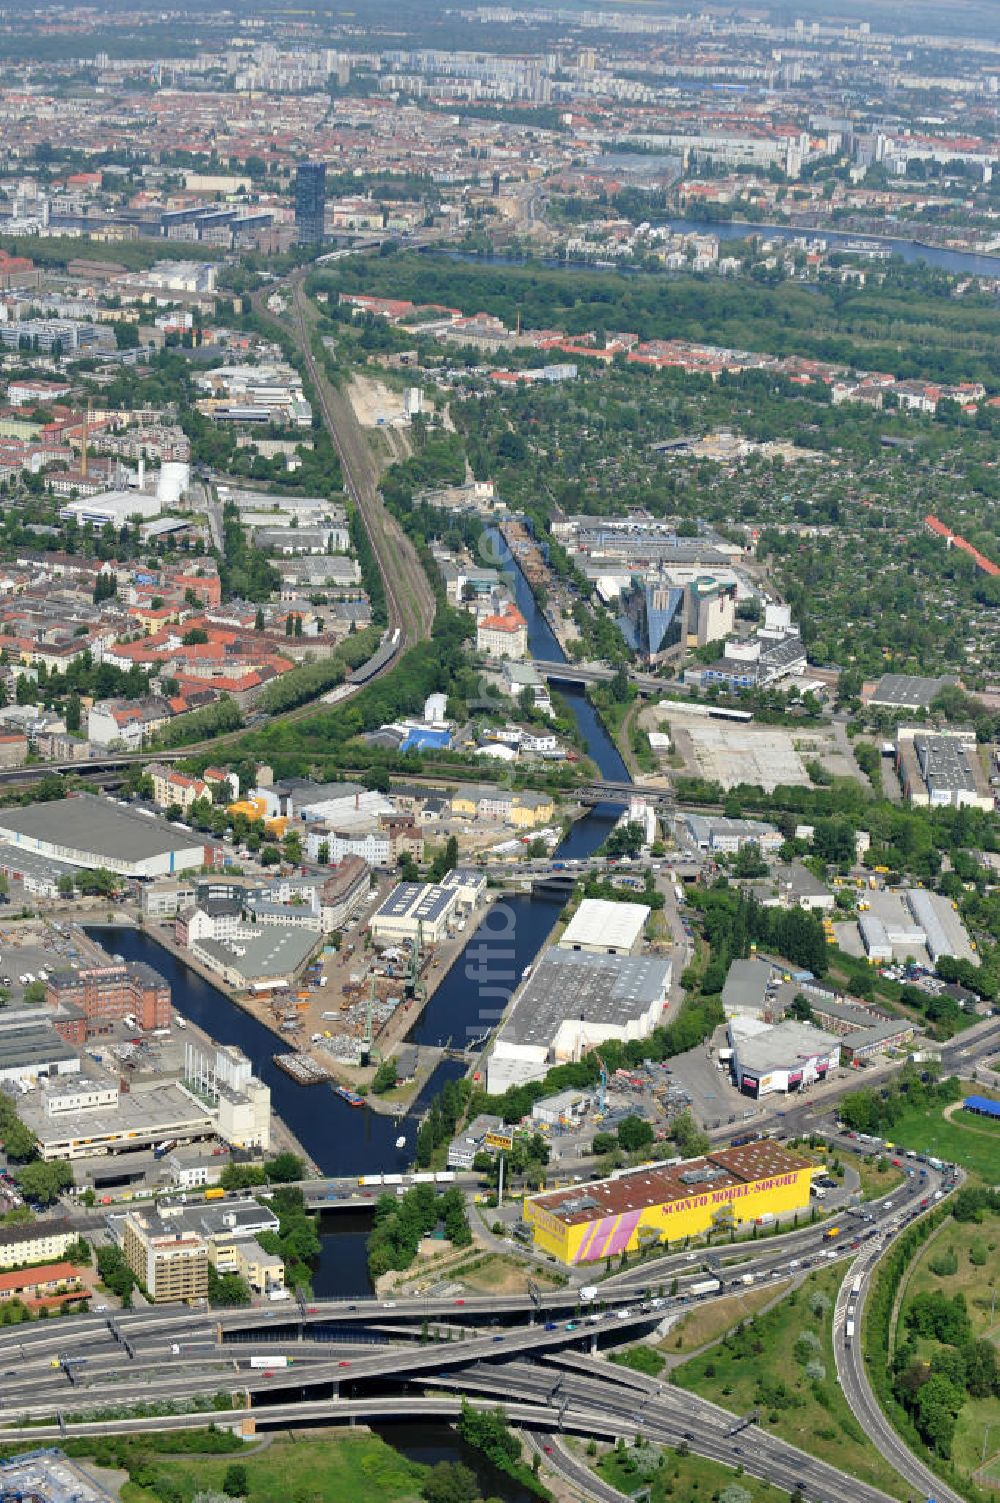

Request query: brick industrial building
[{"left": 45, "top": 961, "right": 171, "bottom": 1040}]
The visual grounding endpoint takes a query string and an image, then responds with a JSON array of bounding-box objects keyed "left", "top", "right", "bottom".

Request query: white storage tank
[{"left": 157, "top": 460, "right": 190, "bottom": 506}]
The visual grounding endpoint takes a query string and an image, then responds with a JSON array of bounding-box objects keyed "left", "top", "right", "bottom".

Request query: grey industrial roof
[
  {"left": 841, "top": 1018, "right": 915, "bottom": 1049},
  {"left": 19, "top": 1082, "right": 211, "bottom": 1143},
  {"left": 197, "top": 926, "right": 318, "bottom": 981},
  {"left": 0, "top": 794, "right": 203, "bottom": 861},
  {"left": 0, "top": 841, "right": 80, "bottom": 885},
  {"left": 915, "top": 735, "right": 976, "bottom": 796},
  {"left": 175, "top": 1201, "right": 279, "bottom": 1239},
  {"left": 732, "top": 1019, "right": 839, "bottom": 1073},
  {"left": 869, "top": 673, "right": 948, "bottom": 709},
  {"left": 686, "top": 813, "right": 778, "bottom": 842},
  {"left": 0, "top": 1025, "right": 79, "bottom": 1070},
  {"left": 499, "top": 948, "right": 671, "bottom": 1048},
  {"left": 801, "top": 994, "right": 879, "bottom": 1028},
  {"left": 721, "top": 957, "right": 775, "bottom": 1011},
  {"left": 775, "top": 863, "right": 831, "bottom": 898}
]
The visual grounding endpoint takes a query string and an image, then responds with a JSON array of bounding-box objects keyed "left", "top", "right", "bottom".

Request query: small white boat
[{"left": 395, "top": 1135, "right": 406, "bottom": 1150}]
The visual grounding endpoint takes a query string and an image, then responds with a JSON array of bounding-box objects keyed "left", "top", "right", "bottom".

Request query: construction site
[{"left": 262, "top": 906, "right": 483, "bottom": 1109}]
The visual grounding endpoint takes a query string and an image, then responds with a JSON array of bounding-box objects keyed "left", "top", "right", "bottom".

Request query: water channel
[
  {"left": 87, "top": 537, "right": 631, "bottom": 1296},
  {"left": 658, "top": 218, "right": 1000, "bottom": 277},
  {"left": 441, "top": 222, "right": 1000, "bottom": 279}
]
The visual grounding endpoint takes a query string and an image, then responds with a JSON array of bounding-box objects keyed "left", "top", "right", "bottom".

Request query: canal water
[
  {"left": 657, "top": 217, "right": 1000, "bottom": 277},
  {"left": 86, "top": 538, "right": 631, "bottom": 1292},
  {"left": 373, "top": 1423, "right": 539, "bottom": 1503},
  {"left": 441, "top": 224, "right": 1000, "bottom": 278}
]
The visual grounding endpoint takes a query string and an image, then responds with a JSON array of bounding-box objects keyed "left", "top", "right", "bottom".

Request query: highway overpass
[{"left": 0, "top": 1160, "right": 965, "bottom": 1503}]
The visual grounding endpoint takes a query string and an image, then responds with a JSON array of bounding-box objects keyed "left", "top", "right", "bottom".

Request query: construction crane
[
  {"left": 404, "top": 920, "right": 427, "bottom": 1005},
  {"left": 594, "top": 1051, "right": 609, "bottom": 1114},
  {"left": 360, "top": 975, "right": 375, "bottom": 1068}
]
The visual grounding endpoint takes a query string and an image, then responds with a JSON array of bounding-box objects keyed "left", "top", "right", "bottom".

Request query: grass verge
[
  {"left": 595, "top": 1438, "right": 791, "bottom": 1501},
  {"left": 673, "top": 1263, "right": 911, "bottom": 1500},
  {"left": 879, "top": 1098, "right": 1000, "bottom": 1181},
  {"left": 21, "top": 1430, "right": 428, "bottom": 1503}
]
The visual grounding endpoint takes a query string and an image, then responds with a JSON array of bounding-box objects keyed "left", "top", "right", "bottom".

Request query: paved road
[
  {"left": 0, "top": 1160, "right": 964, "bottom": 1503},
  {"left": 835, "top": 1223, "right": 967, "bottom": 1503},
  {"left": 436, "top": 1354, "right": 904, "bottom": 1503}
]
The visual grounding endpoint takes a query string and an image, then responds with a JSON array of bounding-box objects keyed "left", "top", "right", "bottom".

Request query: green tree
[
  {"left": 617, "top": 1116, "right": 654, "bottom": 1152},
  {"left": 222, "top": 1463, "right": 249, "bottom": 1497},
  {"left": 372, "top": 1057, "right": 399, "bottom": 1094},
  {"left": 263, "top": 1151, "right": 304, "bottom": 1183},
  {"left": 16, "top": 1159, "right": 72, "bottom": 1205},
  {"left": 3, "top": 1120, "right": 37, "bottom": 1162},
  {"left": 421, "top": 1461, "right": 480, "bottom": 1503}
]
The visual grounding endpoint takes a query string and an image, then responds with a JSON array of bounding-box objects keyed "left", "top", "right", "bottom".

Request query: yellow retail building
[{"left": 524, "top": 1139, "right": 814, "bottom": 1265}]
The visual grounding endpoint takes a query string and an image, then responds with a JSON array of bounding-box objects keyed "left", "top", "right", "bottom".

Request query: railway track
[{"left": 285, "top": 273, "right": 435, "bottom": 650}]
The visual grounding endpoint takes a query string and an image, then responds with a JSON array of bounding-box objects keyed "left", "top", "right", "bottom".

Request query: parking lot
[{"left": 669, "top": 1036, "right": 763, "bottom": 1132}]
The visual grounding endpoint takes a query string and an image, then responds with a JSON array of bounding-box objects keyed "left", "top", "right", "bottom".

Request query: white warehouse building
[
  {"left": 485, "top": 947, "right": 671, "bottom": 1095},
  {"left": 0, "top": 794, "right": 211, "bottom": 879}
]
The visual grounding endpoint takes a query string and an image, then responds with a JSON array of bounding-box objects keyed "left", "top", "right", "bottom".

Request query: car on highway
[{"left": 338, "top": 1361, "right": 351, "bottom": 1368}]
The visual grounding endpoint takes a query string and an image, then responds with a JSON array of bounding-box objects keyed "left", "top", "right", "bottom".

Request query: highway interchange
[{"left": 0, "top": 1147, "right": 969, "bottom": 1503}]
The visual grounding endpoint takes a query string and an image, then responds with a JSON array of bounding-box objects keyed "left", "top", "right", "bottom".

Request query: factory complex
[
  {"left": 485, "top": 945, "right": 671, "bottom": 1095},
  {"left": 525, "top": 1139, "right": 814, "bottom": 1264}
]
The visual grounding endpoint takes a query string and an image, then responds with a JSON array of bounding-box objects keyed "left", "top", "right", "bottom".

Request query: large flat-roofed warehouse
[
  {"left": 525, "top": 1139, "right": 814, "bottom": 1264},
  {"left": 486, "top": 948, "right": 671, "bottom": 1094},
  {"left": 558, "top": 898, "right": 649, "bottom": 955},
  {"left": 728, "top": 1017, "right": 840, "bottom": 1098},
  {"left": 0, "top": 794, "right": 214, "bottom": 878},
  {"left": 896, "top": 726, "right": 993, "bottom": 811},
  {"left": 865, "top": 673, "right": 951, "bottom": 712},
  {"left": 0, "top": 1024, "right": 81, "bottom": 1084},
  {"left": 18, "top": 1081, "right": 213, "bottom": 1161},
  {"left": 191, "top": 926, "right": 318, "bottom": 993}
]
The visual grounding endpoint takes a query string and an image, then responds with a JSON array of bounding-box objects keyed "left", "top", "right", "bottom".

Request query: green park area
[
  {"left": 595, "top": 1437, "right": 791, "bottom": 1502},
  {"left": 672, "top": 1264, "right": 910, "bottom": 1500},
  {"left": 904, "top": 1216, "right": 1000, "bottom": 1343},
  {"left": 114, "top": 1432, "right": 425, "bottom": 1503},
  {"left": 884, "top": 1095, "right": 1000, "bottom": 1181},
  {"left": 891, "top": 1207, "right": 1000, "bottom": 1485},
  {"left": 0, "top": 1431, "right": 431, "bottom": 1503}
]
